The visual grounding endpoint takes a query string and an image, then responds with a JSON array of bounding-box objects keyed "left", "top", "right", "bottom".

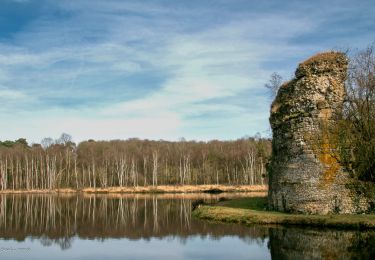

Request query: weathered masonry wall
[{"left": 268, "top": 52, "right": 369, "bottom": 214}]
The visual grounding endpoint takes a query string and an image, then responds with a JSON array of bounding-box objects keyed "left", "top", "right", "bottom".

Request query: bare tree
[
  {"left": 41, "top": 138, "right": 54, "bottom": 149},
  {"left": 57, "top": 133, "right": 73, "bottom": 145},
  {"left": 337, "top": 44, "right": 375, "bottom": 181},
  {"left": 265, "top": 72, "right": 283, "bottom": 99}
]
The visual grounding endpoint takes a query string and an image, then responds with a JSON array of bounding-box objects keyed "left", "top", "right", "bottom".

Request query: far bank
[{"left": 0, "top": 184, "right": 267, "bottom": 194}]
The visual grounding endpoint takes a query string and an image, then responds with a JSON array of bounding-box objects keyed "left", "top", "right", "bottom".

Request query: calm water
[{"left": 0, "top": 193, "right": 374, "bottom": 260}]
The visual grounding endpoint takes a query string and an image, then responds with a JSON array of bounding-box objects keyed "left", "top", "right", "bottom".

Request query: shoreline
[
  {"left": 0, "top": 184, "right": 267, "bottom": 194},
  {"left": 192, "top": 197, "right": 375, "bottom": 230}
]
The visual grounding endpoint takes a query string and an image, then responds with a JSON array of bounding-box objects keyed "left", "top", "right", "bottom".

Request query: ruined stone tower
[{"left": 268, "top": 52, "right": 368, "bottom": 214}]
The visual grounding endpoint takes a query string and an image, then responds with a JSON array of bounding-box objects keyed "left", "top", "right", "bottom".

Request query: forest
[{"left": 0, "top": 136, "right": 271, "bottom": 190}]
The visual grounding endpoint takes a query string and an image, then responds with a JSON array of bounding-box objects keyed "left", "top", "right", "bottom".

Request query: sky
[{"left": 0, "top": 0, "right": 374, "bottom": 144}]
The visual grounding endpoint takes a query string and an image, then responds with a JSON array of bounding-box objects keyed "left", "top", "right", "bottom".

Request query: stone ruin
[{"left": 268, "top": 52, "right": 369, "bottom": 214}]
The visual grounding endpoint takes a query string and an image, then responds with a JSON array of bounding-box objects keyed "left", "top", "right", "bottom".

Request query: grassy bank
[
  {"left": 0, "top": 185, "right": 267, "bottom": 194},
  {"left": 192, "top": 197, "right": 375, "bottom": 229}
]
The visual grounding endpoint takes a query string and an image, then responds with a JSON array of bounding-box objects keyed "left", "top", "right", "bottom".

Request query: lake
[{"left": 0, "top": 193, "right": 374, "bottom": 259}]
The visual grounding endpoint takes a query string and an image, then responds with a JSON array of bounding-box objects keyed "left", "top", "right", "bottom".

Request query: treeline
[{"left": 0, "top": 135, "right": 270, "bottom": 190}]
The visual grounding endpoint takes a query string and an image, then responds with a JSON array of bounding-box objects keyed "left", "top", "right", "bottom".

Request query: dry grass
[
  {"left": 0, "top": 192, "right": 267, "bottom": 201},
  {"left": 301, "top": 51, "right": 343, "bottom": 66},
  {"left": 81, "top": 192, "right": 267, "bottom": 200},
  {"left": 193, "top": 197, "right": 375, "bottom": 229},
  {"left": 0, "top": 188, "right": 77, "bottom": 194},
  {"left": 0, "top": 185, "right": 267, "bottom": 194}
]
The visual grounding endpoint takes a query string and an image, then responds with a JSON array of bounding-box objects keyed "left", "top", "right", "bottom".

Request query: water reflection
[
  {"left": 269, "top": 226, "right": 375, "bottom": 260},
  {"left": 0, "top": 193, "right": 374, "bottom": 259},
  {"left": 0, "top": 193, "right": 267, "bottom": 250}
]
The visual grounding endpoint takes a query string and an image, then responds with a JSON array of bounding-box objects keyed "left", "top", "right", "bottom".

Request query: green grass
[
  {"left": 193, "top": 197, "right": 375, "bottom": 229},
  {"left": 217, "top": 197, "right": 268, "bottom": 210}
]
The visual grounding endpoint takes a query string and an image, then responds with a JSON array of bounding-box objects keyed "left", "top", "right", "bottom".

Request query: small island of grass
[{"left": 192, "top": 197, "right": 375, "bottom": 229}]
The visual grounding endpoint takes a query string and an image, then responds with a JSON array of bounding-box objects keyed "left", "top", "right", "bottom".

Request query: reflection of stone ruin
[
  {"left": 268, "top": 52, "right": 368, "bottom": 214},
  {"left": 269, "top": 227, "right": 375, "bottom": 259}
]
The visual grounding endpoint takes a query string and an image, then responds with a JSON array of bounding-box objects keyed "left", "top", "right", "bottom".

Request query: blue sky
[{"left": 0, "top": 0, "right": 374, "bottom": 143}]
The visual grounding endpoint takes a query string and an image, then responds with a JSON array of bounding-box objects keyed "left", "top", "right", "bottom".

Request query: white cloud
[
  {"left": 0, "top": 86, "right": 27, "bottom": 100},
  {"left": 2, "top": 0, "right": 370, "bottom": 142},
  {"left": 0, "top": 10, "right": 304, "bottom": 141}
]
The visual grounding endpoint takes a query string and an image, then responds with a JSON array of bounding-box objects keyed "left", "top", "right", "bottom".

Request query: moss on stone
[{"left": 346, "top": 181, "right": 375, "bottom": 212}]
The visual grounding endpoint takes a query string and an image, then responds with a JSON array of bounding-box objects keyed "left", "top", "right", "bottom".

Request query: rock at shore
[{"left": 268, "top": 52, "right": 369, "bottom": 214}]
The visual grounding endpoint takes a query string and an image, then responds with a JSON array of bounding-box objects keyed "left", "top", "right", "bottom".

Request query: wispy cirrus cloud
[{"left": 0, "top": 0, "right": 374, "bottom": 143}]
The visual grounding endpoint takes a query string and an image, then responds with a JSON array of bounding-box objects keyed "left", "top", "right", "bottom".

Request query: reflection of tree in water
[
  {"left": 36, "top": 236, "right": 72, "bottom": 250},
  {"left": 1, "top": 194, "right": 371, "bottom": 258},
  {"left": 269, "top": 227, "right": 375, "bottom": 259},
  {"left": 0, "top": 194, "right": 267, "bottom": 249}
]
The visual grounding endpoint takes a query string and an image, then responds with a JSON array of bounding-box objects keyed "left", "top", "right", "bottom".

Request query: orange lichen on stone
[
  {"left": 318, "top": 108, "right": 332, "bottom": 119},
  {"left": 318, "top": 133, "right": 340, "bottom": 184},
  {"left": 306, "top": 126, "right": 340, "bottom": 185}
]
